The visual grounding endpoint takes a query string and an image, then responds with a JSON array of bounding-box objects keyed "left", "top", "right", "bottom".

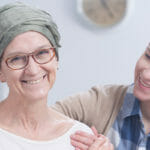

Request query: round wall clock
[{"left": 77, "top": 0, "right": 130, "bottom": 28}]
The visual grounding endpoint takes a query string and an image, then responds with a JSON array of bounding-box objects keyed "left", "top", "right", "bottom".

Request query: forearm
[
  {"left": 52, "top": 84, "right": 128, "bottom": 134},
  {"left": 51, "top": 86, "right": 100, "bottom": 126}
]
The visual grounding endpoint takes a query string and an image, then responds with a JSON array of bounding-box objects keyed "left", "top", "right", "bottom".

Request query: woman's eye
[
  {"left": 11, "top": 56, "right": 22, "bottom": 62},
  {"left": 10, "top": 56, "right": 25, "bottom": 63},
  {"left": 37, "top": 50, "right": 49, "bottom": 55},
  {"left": 145, "top": 53, "right": 150, "bottom": 59},
  {"left": 36, "top": 50, "right": 50, "bottom": 58}
]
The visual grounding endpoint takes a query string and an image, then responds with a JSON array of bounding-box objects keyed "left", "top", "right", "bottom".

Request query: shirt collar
[{"left": 119, "top": 84, "right": 140, "bottom": 119}]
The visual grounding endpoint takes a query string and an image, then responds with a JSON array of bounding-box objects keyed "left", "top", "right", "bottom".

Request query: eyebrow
[{"left": 36, "top": 44, "right": 52, "bottom": 50}]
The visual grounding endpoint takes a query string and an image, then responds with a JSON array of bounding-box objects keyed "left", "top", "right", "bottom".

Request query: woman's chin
[
  {"left": 23, "top": 89, "right": 49, "bottom": 101},
  {"left": 134, "top": 86, "right": 150, "bottom": 102}
]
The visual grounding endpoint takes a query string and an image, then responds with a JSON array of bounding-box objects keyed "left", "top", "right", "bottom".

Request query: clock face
[{"left": 80, "top": 0, "right": 128, "bottom": 27}]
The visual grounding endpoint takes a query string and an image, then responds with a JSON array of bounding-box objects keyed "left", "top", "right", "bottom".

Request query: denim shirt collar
[{"left": 119, "top": 84, "right": 141, "bottom": 119}]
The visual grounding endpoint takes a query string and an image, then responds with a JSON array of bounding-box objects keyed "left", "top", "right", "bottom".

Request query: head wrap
[{"left": 0, "top": 2, "right": 61, "bottom": 59}]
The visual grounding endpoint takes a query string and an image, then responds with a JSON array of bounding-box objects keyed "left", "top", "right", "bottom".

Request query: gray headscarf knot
[{"left": 0, "top": 2, "right": 61, "bottom": 59}]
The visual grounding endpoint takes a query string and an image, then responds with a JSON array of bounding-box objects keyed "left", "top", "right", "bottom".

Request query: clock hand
[{"left": 100, "top": 0, "right": 114, "bottom": 18}]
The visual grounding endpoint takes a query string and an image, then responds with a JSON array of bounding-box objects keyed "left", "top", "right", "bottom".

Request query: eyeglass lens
[{"left": 6, "top": 48, "right": 55, "bottom": 70}]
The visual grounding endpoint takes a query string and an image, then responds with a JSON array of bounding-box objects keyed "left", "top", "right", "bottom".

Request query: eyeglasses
[{"left": 5, "top": 47, "right": 56, "bottom": 70}]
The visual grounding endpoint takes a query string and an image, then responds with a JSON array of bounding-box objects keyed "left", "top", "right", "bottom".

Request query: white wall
[{"left": 0, "top": 0, "right": 149, "bottom": 105}]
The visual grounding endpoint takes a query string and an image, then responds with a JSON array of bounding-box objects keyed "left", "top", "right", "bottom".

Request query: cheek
[
  {"left": 135, "top": 57, "right": 146, "bottom": 75},
  {"left": 46, "top": 62, "right": 58, "bottom": 84},
  {"left": 134, "top": 62, "right": 140, "bottom": 76},
  {"left": 49, "top": 59, "right": 58, "bottom": 74},
  {"left": 1, "top": 69, "right": 21, "bottom": 86},
  {"left": 5, "top": 74, "right": 19, "bottom": 86},
  {"left": 134, "top": 56, "right": 150, "bottom": 83},
  {"left": 134, "top": 61, "right": 140, "bottom": 80},
  {"left": 49, "top": 66, "right": 57, "bottom": 80},
  {"left": 47, "top": 68, "right": 57, "bottom": 89}
]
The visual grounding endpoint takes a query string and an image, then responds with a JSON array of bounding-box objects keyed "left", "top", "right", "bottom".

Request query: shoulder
[
  {"left": 90, "top": 84, "right": 128, "bottom": 103},
  {"left": 70, "top": 121, "right": 93, "bottom": 134}
]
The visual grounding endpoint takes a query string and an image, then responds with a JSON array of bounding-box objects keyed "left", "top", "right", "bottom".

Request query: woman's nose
[{"left": 24, "top": 56, "right": 40, "bottom": 75}]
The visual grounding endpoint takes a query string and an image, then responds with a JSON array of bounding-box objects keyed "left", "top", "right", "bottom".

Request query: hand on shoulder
[{"left": 70, "top": 126, "right": 114, "bottom": 150}]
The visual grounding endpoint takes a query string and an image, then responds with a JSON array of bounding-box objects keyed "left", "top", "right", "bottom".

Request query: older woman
[{"left": 0, "top": 2, "right": 113, "bottom": 150}]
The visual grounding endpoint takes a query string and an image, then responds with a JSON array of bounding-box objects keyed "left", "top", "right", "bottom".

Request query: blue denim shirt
[{"left": 107, "top": 85, "right": 150, "bottom": 150}]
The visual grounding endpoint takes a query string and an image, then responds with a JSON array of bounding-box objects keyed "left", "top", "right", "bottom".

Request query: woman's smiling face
[
  {"left": 0, "top": 31, "right": 58, "bottom": 101},
  {"left": 134, "top": 44, "right": 150, "bottom": 101}
]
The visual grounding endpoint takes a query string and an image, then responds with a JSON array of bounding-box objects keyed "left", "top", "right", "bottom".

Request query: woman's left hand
[
  {"left": 70, "top": 130, "right": 97, "bottom": 150},
  {"left": 88, "top": 136, "right": 114, "bottom": 150},
  {"left": 70, "top": 126, "right": 114, "bottom": 150}
]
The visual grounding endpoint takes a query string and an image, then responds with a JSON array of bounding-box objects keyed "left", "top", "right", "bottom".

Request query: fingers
[
  {"left": 88, "top": 136, "right": 114, "bottom": 150},
  {"left": 110, "top": 143, "right": 114, "bottom": 150},
  {"left": 70, "top": 130, "right": 114, "bottom": 150},
  {"left": 71, "top": 131, "right": 96, "bottom": 146},
  {"left": 99, "top": 141, "right": 114, "bottom": 150},
  {"left": 91, "top": 126, "right": 98, "bottom": 137},
  {"left": 75, "top": 148, "right": 81, "bottom": 150},
  {"left": 74, "top": 131, "right": 95, "bottom": 139},
  {"left": 88, "top": 137, "right": 106, "bottom": 150},
  {"left": 70, "top": 131, "right": 97, "bottom": 150},
  {"left": 71, "top": 140, "right": 88, "bottom": 150}
]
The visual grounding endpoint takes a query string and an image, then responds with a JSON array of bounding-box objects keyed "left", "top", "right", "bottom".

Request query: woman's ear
[{"left": 0, "top": 71, "right": 6, "bottom": 82}]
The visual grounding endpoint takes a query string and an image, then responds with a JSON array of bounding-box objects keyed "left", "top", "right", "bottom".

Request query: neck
[
  {"left": 0, "top": 95, "right": 73, "bottom": 141},
  {"left": 0, "top": 95, "right": 53, "bottom": 132}
]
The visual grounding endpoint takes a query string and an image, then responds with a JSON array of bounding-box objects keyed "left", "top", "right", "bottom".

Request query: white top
[{"left": 0, "top": 121, "right": 92, "bottom": 150}]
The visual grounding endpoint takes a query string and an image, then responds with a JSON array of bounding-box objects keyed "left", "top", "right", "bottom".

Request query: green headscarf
[{"left": 0, "top": 2, "right": 61, "bottom": 59}]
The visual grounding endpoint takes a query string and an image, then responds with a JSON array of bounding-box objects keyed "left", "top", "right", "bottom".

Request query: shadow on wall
[{"left": 0, "top": 83, "right": 9, "bottom": 101}]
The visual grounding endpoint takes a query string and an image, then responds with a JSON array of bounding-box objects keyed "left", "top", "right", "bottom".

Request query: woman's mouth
[
  {"left": 21, "top": 75, "right": 47, "bottom": 85},
  {"left": 139, "top": 76, "right": 150, "bottom": 88}
]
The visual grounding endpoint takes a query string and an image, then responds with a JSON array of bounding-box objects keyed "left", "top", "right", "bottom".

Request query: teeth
[
  {"left": 140, "top": 78, "right": 150, "bottom": 88},
  {"left": 22, "top": 76, "right": 45, "bottom": 84},
  {"left": 26, "top": 79, "right": 41, "bottom": 84}
]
